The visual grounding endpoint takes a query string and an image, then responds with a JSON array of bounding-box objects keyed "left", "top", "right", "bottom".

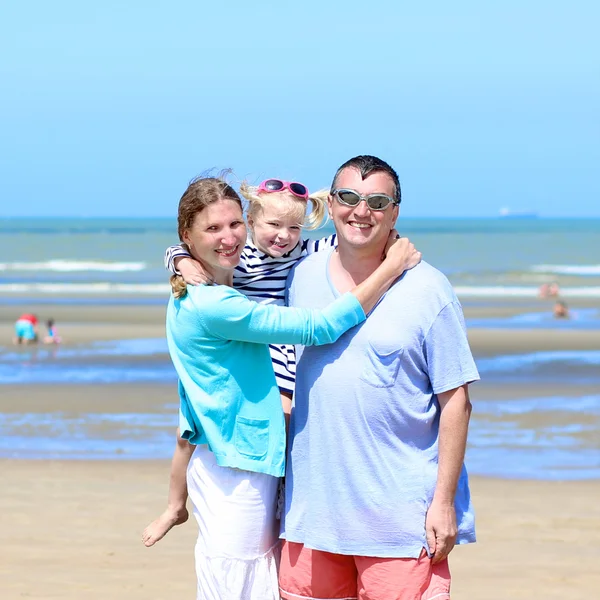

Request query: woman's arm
[
  {"left": 194, "top": 236, "right": 420, "bottom": 346},
  {"left": 195, "top": 286, "right": 364, "bottom": 347}
]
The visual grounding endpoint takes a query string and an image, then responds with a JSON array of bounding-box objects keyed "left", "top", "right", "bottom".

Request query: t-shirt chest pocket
[{"left": 359, "top": 340, "right": 404, "bottom": 388}]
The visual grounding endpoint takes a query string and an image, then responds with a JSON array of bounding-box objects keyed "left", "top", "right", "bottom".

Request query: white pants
[{"left": 187, "top": 445, "right": 281, "bottom": 600}]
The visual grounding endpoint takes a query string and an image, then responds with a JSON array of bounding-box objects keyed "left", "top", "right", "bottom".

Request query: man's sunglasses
[
  {"left": 332, "top": 189, "right": 399, "bottom": 211},
  {"left": 258, "top": 179, "right": 309, "bottom": 200}
]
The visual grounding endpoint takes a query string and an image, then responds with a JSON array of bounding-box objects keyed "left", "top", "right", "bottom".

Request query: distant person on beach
[
  {"left": 279, "top": 156, "right": 480, "bottom": 600},
  {"left": 13, "top": 313, "right": 39, "bottom": 345},
  {"left": 539, "top": 281, "right": 560, "bottom": 298},
  {"left": 553, "top": 300, "right": 570, "bottom": 319},
  {"left": 144, "top": 174, "right": 419, "bottom": 598},
  {"left": 43, "top": 318, "right": 62, "bottom": 344}
]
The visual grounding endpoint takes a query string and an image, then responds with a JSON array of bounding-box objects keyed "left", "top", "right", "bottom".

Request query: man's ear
[{"left": 327, "top": 195, "right": 334, "bottom": 218}]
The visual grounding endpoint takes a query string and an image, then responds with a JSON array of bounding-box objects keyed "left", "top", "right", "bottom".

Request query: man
[{"left": 280, "top": 156, "right": 479, "bottom": 600}]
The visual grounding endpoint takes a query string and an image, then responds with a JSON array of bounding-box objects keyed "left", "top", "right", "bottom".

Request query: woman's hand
[
  {"left": 382, "top": 230, "right": 421, "bottom": 274},
  {"left": 174, "top": 257, "right": 211, "bottom": 285}
]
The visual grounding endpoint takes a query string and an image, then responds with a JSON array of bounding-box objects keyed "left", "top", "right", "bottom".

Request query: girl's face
[
  {"left": 248, "top": 196, "right": 304, "bottom": 258},
  {"left": 182, "top": 199, "right": 247, "bottom": 278}
]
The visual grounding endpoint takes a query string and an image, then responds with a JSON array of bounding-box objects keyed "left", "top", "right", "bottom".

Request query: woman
[{"left": 165, "top": 175, "right": 419, "bottom": 599}]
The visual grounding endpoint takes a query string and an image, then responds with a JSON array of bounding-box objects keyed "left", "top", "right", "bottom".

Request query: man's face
[{"left": 328, "top": 168, "right": 399, "bottom": 253}]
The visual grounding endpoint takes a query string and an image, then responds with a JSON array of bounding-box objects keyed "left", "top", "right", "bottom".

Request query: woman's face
[{"left": 182, "top": 199, "right": 247, "bottom": 276}]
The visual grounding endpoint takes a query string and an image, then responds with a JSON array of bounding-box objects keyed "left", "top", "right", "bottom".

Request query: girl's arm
[
  {"left": 301, "top": 233, "right": 337, "bottom": 256},
  {"left": 165, "top": 244, "right": 209, "bottom": 285},
  {"left": 165, "top": 244, "right": 192, "bottom": 274}
]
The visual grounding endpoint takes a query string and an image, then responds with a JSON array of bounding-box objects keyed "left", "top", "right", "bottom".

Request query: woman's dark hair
[
  {"left": 177, "top": 175, "right": 242, "bottom": 242},
  {"left": 172, "top": 175, "right": 243, "bottom": 299}
]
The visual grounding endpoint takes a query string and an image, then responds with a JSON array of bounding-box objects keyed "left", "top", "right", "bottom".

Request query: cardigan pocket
[{"left": 235, "top": 416, "right": 270, "bottom": 459}]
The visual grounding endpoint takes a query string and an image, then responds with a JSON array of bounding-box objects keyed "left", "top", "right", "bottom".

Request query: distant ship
[{"left": 498, "top": 207, "right": 539, "bottom": 218}]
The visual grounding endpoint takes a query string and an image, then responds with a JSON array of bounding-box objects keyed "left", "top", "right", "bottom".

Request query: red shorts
[{"left": 279, "top": 541, "right": 451, "bottom": 600}]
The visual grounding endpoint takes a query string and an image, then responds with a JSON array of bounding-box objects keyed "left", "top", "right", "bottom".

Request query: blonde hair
[
  {"left": 171, "top": 174, "right": 243, "bottom": 299},
  {"left": 239, "top": 182, "right": 329, "bottom": 231}
]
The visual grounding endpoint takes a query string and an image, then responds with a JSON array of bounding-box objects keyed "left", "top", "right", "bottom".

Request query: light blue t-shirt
[{"left": 282, "top": 249, "right": 480, "bottom": 558}]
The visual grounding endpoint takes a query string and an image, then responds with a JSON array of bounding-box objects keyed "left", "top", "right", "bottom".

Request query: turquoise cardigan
[{"left": 166, "top": 284, "right": 365, "bottom": 477}]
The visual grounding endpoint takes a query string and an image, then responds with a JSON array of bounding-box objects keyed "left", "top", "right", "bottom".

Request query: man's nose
[{"left": 352, "top": 199, "right": 371, "bottom": 218}]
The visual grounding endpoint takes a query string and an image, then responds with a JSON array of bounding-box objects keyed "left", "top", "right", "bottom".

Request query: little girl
[
  {"left": 43, "top": 318, "right": 61, "bottom": 344},
  {"left": 143, "top": 178, "right": 337, "bottom": 547}
]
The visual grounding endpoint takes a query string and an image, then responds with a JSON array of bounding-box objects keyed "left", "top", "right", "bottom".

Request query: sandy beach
[
  {"left": 1, "top": 460, "right": 598, "bottom": 600},
  {"left": 1, "top": 300, "right": 599, "bottom": 598}
]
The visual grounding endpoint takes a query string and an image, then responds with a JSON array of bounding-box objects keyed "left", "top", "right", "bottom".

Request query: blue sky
[{"left": 1, "top": 1, "right": 598, "bottom": 217}]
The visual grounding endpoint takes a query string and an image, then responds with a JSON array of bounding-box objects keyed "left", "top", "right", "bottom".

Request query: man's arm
[{"left": 425, "top": 383, "right": 472, "bottom": 564}]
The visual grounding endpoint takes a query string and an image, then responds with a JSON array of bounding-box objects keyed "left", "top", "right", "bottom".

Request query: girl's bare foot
[{"left": 142, "top": 506, "right": 189, "bottom": 547}]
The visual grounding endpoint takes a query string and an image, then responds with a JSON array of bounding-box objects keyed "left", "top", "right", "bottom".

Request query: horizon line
[{"left": 2, "top": 215, "right": 600, "bottom": 220}]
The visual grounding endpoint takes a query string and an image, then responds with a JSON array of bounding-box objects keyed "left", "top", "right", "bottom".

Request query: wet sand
[
  {"left": 2, "top": 301, "right": 598, "bottom": 354},
  {"left": 1, "top": 301, "right": 599, "bottom": 598},
  {"left": 0, "top": 304, "right": 167, "bottom": 345}
]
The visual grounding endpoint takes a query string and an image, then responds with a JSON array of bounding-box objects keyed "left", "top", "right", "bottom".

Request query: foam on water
[
  {"left": 532, "top": 264, "right": 600, "bottom": 276},
  {"left": 0, "top": 283, "right": 169, "bottom": 294},
  {"left": 1, "top": 282, "right": 599, "bottom": 298},
  {"left": 0, "top": 260, "right": 147, "bottom": 272}
]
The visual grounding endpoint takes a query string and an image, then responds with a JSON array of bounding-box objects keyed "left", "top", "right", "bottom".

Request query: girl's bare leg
[
  {"left": 281, "top": 390, "right": 292, "bottom": 433},
  {"left": 142, "top": 428, "right": 194, "bottom": 547}
]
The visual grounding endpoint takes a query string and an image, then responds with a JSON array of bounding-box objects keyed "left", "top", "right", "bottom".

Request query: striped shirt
[{"left": 164, "top": 235, "right": 338, "bottom": 392}]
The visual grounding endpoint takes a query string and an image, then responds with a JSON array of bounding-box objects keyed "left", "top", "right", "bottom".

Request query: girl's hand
[
  {"left": 174, "top": 257, "right": 211, "bottom": 285},
  {"left": 382, "top": 230, "right": 421, "bottom": 274}
]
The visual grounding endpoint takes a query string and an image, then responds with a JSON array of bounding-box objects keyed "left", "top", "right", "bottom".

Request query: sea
[
  {"left": 1, "top": 216, "right": 600, "bottom": 298},
  {"left": 1, "top": 217, "right": 599, "bottom": 479}
]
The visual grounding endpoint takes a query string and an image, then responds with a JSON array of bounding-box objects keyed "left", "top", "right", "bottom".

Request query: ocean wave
[
  {"left": 0, "top": 283, "right": 169, "bottom": 294},
  {"left": 1, "top": 282, "right": 599, "bottom": 298},
  {"left": 531, "top": 264, "right": 600, "bottom": 276},
  {"left": 454, "top": 286, "right": 600, "bottom": 298},
  {"left": 0, "top": 260, "right": 147, "bottom": 272},
  {"left": 477, "top": 350, "right": 600, "bottom": 373}
]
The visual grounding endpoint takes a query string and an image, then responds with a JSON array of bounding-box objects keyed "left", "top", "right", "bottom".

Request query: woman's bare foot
[{"left": 142, "top": 506, "right": 189, "bottom": 547}]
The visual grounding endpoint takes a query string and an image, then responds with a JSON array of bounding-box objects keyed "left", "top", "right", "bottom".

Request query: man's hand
[
  {"left": 174, "top": 257, "right": 210, "bottom": 285},
  {"left": 425, "top": 498, "right": 457, "bottom": 564}
]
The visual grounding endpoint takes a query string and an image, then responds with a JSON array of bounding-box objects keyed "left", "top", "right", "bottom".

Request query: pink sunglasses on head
[{"left": 257, "top": 179, "right": 309, "bottom": 200}]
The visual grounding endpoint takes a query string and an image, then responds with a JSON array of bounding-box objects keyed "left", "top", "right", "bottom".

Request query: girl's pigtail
[{"left": 304, "top": 189, "right": 330, "bottom": 230}]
